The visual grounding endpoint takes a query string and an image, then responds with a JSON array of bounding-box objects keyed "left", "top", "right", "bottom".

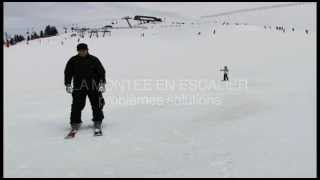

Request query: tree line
[
  {"left": 27, "top": 25, "right": 59, "bottom": 41},
  {"left": 4, "top": 25, "right": 59, "bottom": 47}
]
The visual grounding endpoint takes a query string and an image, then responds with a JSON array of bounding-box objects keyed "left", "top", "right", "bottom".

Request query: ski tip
[{"left": 65, "top": 130, "right": 77, "bottom": 139}]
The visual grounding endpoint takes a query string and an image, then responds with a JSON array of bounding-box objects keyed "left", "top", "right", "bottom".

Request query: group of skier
[
  {"left": 273, "top": 25, "right": 309, "bottom": 34},
  {"left": 275, "top": 26, "right": 286, "bottom": 32}
]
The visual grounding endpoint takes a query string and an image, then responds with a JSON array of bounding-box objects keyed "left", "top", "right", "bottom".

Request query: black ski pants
[
  {"left": 223, "top": 73, "right": 229, "bottom": 81},
  {"left": 70, "top": 90, "right": 105, "bottom": 125}
]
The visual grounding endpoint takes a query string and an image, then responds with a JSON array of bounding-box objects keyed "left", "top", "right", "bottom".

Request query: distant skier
[
  {"left": 213, "top": 29, "right": 216, "bottom": 35},
  {"left": 220, "top": 66, "right": 229, "bottom": 81},
  {"left": 64, "top": 43, "right": 106, "bottom": 137},
  {"left": 305, "top": 29, "right": 309, "bottom": 35},
  {"left": 6, "top": 40, "right": 9, "bottom": 48}
]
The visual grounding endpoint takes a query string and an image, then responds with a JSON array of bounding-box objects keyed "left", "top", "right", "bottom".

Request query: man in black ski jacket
[{"left": 64, "top": 43, "right": 106, "bottom": 131}]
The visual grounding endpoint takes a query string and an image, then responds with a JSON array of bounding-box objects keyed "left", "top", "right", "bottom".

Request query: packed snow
[{"left": 4, "top": 16, "right": 316, "bottom": 177}]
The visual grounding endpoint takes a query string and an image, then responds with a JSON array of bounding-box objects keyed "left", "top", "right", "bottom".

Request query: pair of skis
[{"left": 65, "top": 128, "right": 103, "bottom": 139}]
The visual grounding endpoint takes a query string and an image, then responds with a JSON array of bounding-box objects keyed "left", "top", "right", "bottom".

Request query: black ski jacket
[{"left": 64, "top": 54, "right": 106, "bottom": 90}]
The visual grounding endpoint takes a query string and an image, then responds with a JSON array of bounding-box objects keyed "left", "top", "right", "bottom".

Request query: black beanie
[{"left": 77, "top": 43, "right": 88, "bottom": 50}]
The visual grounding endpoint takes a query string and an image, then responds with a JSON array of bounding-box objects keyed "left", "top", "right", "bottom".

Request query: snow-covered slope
[{"left": 4, "top": 20, "right": 316, "bottom": 177}]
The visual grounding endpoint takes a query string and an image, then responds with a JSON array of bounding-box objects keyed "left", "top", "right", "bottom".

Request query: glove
[
  {"left": 66, "top": 85, "right": 73, "bottom": 94},
  {"left": 98, "top": 82, "right": 106, "bottom": 93}
]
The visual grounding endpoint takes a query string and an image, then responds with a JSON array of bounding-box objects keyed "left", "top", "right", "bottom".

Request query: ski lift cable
[{"left": 200, "top": 2, "right": 313, "bottom": 18}]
